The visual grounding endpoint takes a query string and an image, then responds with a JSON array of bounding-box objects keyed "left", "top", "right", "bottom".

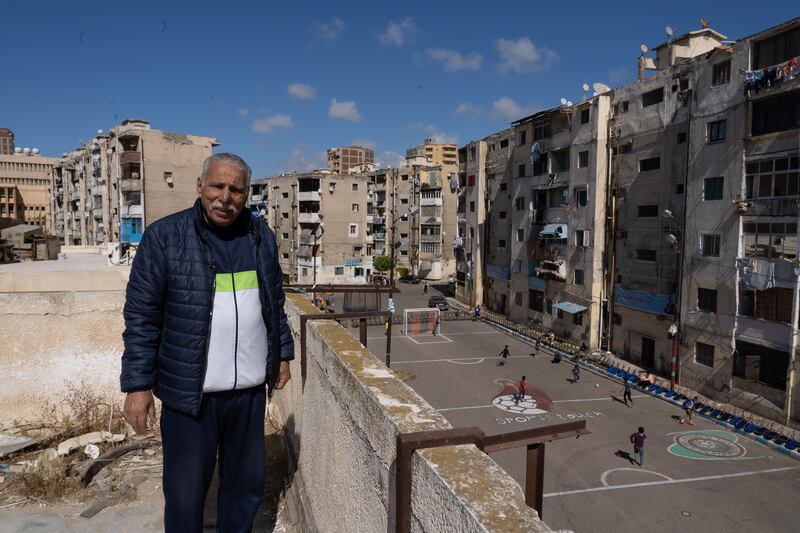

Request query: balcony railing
[
  {"left": 298, "top": 212, "right": 321, "bottom": 224},
  {"left": 298, "top": 191, "right": 321, "bottom": 202},
  {"left": 119, "top": 152, "right": 141, "bottom": 165}
]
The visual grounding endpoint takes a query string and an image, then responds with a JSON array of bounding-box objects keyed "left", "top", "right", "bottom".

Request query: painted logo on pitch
[{"left": 492, "top": 381, "right": 554, "bottom": 415}]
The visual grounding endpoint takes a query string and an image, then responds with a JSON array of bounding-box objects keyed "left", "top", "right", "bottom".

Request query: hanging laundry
[
  {"left": 739, "top": 258, "right": 776, "bottom": 291},
  {"left": 530, "top": 142, "right": 541, "bottom": 164}
]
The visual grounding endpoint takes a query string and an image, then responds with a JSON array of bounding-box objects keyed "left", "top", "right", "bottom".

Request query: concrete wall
[{"left": 273, "top": 293, "right": 552, "bottom": 532}]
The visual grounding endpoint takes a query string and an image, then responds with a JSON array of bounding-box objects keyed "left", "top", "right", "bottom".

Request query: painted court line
[
  {"left": 407, "top": 335, "right": 453, "bottom": 345},
  {"left": 367, "top": 331, "right": 499, "bottom": 340},
  {"left": 436, "top": 395, "right": 648, "bottom": 412},
  {"left": 543, "top": 466, "right": 799, "bottom": 498},
  {"left": 392, "top": 355, "right": 531, "bottom": 364}
]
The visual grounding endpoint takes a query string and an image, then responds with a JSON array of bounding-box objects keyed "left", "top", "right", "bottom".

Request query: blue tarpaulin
[
  {"left": 553, "top": 301, "right": 588, "bottom": 314},
  {"left": 487, "top": 264, "right": 510, "bottom": 281},
  {"left": 528, "top": 276, "right": 545, "bottom": 289},
  {"left": 614, "top": 286, "right": 672, "bottom": 315}
]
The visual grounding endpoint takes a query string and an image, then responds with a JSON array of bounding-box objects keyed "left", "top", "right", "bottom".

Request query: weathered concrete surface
[
  {"left": 274, "top": 294, "right": 552, "bottom": 532},
  {"left": 0, "top": 254, "right": 130, "bottom": 292},
  {"left": 0, "top": 290, "right": 125, "bottom": 421}
]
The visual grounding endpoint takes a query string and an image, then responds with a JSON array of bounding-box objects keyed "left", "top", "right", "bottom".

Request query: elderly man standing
[{"left": 120, "top": 153, "right": 294, "bottom": 532}]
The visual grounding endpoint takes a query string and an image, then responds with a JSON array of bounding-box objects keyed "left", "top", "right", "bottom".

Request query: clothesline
[{"left": 743, "top": 55, "right": 799, "bottom": 96}]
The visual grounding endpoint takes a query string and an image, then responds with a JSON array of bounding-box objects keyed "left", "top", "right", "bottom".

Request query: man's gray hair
[{"left": 200, "top": 153, "right": 252, "bottom": 189}]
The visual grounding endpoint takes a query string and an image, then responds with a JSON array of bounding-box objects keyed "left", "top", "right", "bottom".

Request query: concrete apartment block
[
  {"left": 0, "top": 128, "right": 15, "bottom": 155},
  {"left": 326, "top": 145, "right": 374, "bottom": 175},
  {"left": 51, "top": 119, "right": 218, "bottom": 245},
  {"left": 457, "top": 17, "right": 800, "bottom": 426},
  {"left": 0, "top": 149, "right": 58, "bottom": 231}
]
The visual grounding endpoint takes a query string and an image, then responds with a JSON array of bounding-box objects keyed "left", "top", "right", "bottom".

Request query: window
[
  {"left": 533, "top": 122, "right": 551, "bottom": 141},
  {"left": 575, "top": 187, "right": 587, "bottom": 207},
  {"left": 499, "top": 211, "right": 507, "bottom": 219},
  {"left": 515, "top": 197, "right": 525, "bottom": 210},
  {"left": 752, "top": 91, "right": 800, "bottom": 136},
  {"left": 677, "top": 132, "right": 687, "bottom": 144},
  {"left": 401, "top": 175, "right": 409, "bottom": 181},
  {"left": 557, "top": 309, "right": 564, "bottom": 319},
  {"left": 354, "top": 267, "right": 364, "bottom": 276},
  {"left": 515, "top": 292, "right": 524, "bottom": 306},
  {"left": 742, "top": 221, "right": 797, "bottom": 260},
  {"left": 639, "top": 157, "right": 660, "bottom": 172},
  {"left": 467, "top": 175, "right": 475, "bottom": 187},
  {"left": 642, "top": 87, "right": 664, "bottom": 107},
  {"left": 498, "top": 239, "right": 506, "bottom": 248},
  {"left": 675, "top": 183, "right": 684, "bottom": 194},
  {"left": 580, "top": 108, "right": 590, "bottom": 124},
  {"left": 282, "top": 192, "right": 289, "bottom": 198},
  {"left": 499, "top": 139, "right": 509, "bottom": 148},
  {"left": 499, "top": 183, "right": 507, "bottom": 191},
  {"left": 529, "top": 290, "right": 544, "bottom": 312},
  {"left": 282, "top": 232, "right": 289, "bottom": 239},
  {"left": 613, "top": 312, "right": 622, "bottom": 325},
  {"left": 636, "top": 249, "right": 657, "bottom": 261},
  {"left": 637, "top": 204, "right": 659, "bottom": 217},
  {"left": 401, "top": 198, "right": 408, "bottom": 204},
  {"left": 546, "top": 299, "right": 553, "bottom": 314},
  {"left": 622, "top": 101, "right": 629, "bottom": 112},
  {"left": 335, "top": 267, "right": 344, "bottom": 275},
  {"left": 349, "top": 223, "right": 358, "bottom": 236},
  {"left": 575, "top": 230, "right": 589, "bottom": 247},
  {"left": 517, "top": 228, "right": 525, "bottom": 242},
  {"left": 573, "top": 313, "right": 583, "bottom": 325},
  {"left": 745, "top": 157, "right": 800, "bottom": 199},
  {"left": 712, "top": 60, "right": 731, "bottom": 86},
  {"left": 470, "top": 147, "right": 477, "bottom": 160},
  {"left": 286, "top": 254, "right": 292, "bottom": 260},
  {"left": 469, "top": 201, "right": 475, "bottom": 211},
  {"left": 352, "top": 183, "right": 358, "bottom": 191},
  {"left": 518, "top": 164, "right": 526, "bottom": 178},
  {"left": 697, "top": 288, "right": 718, "bottom": 313},
  {"left": 519, "top": 130, "right": 527, "bottom": 145},
  {"left": 696, "top": 342, "right": 715, "bottom": 367},
  {"left": 282, "top": 212, "right": 289, "bottom": 219},
  {"left": 707, "top": 120, "right": 727, "bottom": 143},
  {"left": 704, "top": 177, "right": 724, "bottom": 200},
  {"left": 574, "top": 269, "right": 584, "bottom": 286},
  {"left": 578, "top": 150, "right": 589, "bottom": 168},
  {"left": 753, "top": 27, "right": 800, "bottom": 69},
  {"left": 739, "top": 287, "right": 793, "bottom": 323},
  {"left": 701, "top": 234, "right": 721, "bottom": 257},
  {"left": 352, "top": 203, "right": 359, "bottom": 212}
]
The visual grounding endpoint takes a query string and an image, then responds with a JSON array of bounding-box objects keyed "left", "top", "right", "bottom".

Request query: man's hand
[
  {"left": 124, "top": 390, "right": 156, "bottom": 435},
  {"left": 274, "top": 361, "right": 291, "bottom": 390}
]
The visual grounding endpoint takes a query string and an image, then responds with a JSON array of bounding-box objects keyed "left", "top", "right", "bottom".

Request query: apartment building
[
  {"left": 0, "top": 128, "right": 14, "bottom": 155},
  {"left": 326, "top": 146, "right": 375, "bottom": 175},
  {"left": 51, "top": 119, "right": 218, "bottom": 245},
  {"left": 405, "top": 138, "right": 458, "bottom": 166},
  {"left": 0, "top": 148, "right": 58, "bottom": 230},
  {"left": 251, "top": 171, "right": 371, "bottom": 284}
]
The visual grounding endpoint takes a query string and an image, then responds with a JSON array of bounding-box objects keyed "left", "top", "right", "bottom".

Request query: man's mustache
[{"left": 210, "top": 200, "right": 236, "bottom": 212}]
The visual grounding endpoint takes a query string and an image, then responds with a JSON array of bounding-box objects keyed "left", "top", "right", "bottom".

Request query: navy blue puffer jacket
[{"left": 120, "top": 200, "right": 294, "bottom": 416}]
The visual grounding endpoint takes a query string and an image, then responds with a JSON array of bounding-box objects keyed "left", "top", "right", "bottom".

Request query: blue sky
[{"left": 0, "top": 1, "right": 794, "bottom": 177}]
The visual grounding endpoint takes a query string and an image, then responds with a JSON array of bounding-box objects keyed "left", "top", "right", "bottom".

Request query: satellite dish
[
  {"left": 593, "top": 82, "right": 611, "bottom": 94},
  {"left": 700, "top": 18, "right": 709, "bottom": 29},
  {"left": 566, "top": 101, "right": 573, "bottom": 106},
  {"left": 582, "top": 83, "right": 590, "bottom": 92},
  {"left": 666, "top": 26, "right": 674, "bottom": 37},
  {"left": 560, "top": 97, "right": 567, "bottom": 105},
  {"left": 640, "top": 44, "right": 649, "bottom": 54}
]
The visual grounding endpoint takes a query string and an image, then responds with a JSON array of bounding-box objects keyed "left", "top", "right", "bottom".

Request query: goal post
[{"left": 403, "top": 307, "right": 441, "bottom": 336}]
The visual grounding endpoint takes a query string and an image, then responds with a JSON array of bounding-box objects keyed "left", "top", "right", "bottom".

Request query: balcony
[
  {"left": 72, "top": 212, "right": 81, "bottom": 220},
  {"left": 93, "top": 208, "right": 103, "bottom": 219},
  {"left": 421, "top": 197, "right": 443, "bottom": 207},
  {"left": 735, "top": 315, "right": 793, "bottom": 350},
  {"left": 298, "top": 212, "right": 321, "bottom": 224},
  {"left": 373, "top": 232, "right": 386, "bottom": 241},
  {"left": 121, "top": 204, "right": 143, "bottom": 216},
  {"left": 741, "top": 196, "right": 799, "bottom": 217},
  {"left": 71, "top": 192, "right": 80, "bottom": 201},
  {"left": 297, "top": 256, "right": 322, "bottom": 268},
  {"left": 365, "top": 234, "right": 374, "bottom": 243},
  {"left": 119, "top": 152, "right": 141, "bottom": 165},
  {"left": 421, "top": 234, "right": 441, "bottom": 243},
  {"left": 121, "top": 179, "right": 142, "bottom": 191},
  {"left": 297, "top": 191, "right": 321, "bottom": 202},
  {"left": 452, "top": 237, "right": 464, "bottom": 248},
  {"left": 250, "top": 194, "right": 264, "bottom": 203}
]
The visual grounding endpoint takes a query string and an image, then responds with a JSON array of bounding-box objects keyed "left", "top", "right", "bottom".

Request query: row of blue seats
[{"left": 604, "top": 366, "right": 800, "bottom": 452}]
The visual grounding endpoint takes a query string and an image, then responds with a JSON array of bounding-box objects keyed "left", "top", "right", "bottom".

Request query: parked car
[
  {"left": 400, "top": 274, "right": 421, "bottom": 284},
  {"left": 428, "top": 295, "right": 449, "bottom": 311}
]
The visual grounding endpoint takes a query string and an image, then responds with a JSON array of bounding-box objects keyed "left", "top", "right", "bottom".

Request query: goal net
[{"left": 403, "top": 307, "right": 441, "bottom": 336}]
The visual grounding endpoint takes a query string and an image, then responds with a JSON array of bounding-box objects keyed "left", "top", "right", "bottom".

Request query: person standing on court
[
  {"left": 515, "top": 375, "right": 527, "bottom": 405},
  {"left": 682, "top": 396, "right": 698, "bottom": 424},
  {"left": 571, "top": 362, "right": 581, "bottom": 382},
  {"left": 623, "top": 377, "right": 633, "bottom": 406},
  {"left": 498, "top": 345, "right": 510, "bottom": 366},
  {"left": 423, "top": 282, "right": 428, "bottom": 295},
  {"left": 432, "top": 314, "right": 441, "bottom": 336},
  {"left": 630, "top": 427, "right": 647, "bottom": 466},
  {"left": 121, "top": 153, "right": 294, "bottom": 532}
]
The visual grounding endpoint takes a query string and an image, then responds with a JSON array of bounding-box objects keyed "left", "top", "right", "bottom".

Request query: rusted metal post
[
  {"left": 359, "top": 318, "right": 367, "bottom": 348},
  {"left": 525, "top": 443, "right": 546, "bottom": 518}
]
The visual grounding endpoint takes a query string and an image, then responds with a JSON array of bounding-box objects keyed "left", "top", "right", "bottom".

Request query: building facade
[
  {"left": 0, "top": 149, "right": 58, "bottom": 230},
  {"left": 50, "top": 119, "right": 218, "bottom": 245},
  {"left": 0, "top": 128, "right": 15, "bottom": 155},
  {"left": 326, "top": 146, "right": 375, "bottom": 175}
]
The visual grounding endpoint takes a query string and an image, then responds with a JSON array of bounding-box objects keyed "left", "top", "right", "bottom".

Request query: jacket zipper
[{"left": 230, "top": 270, "right": 239, "bottom": 389}]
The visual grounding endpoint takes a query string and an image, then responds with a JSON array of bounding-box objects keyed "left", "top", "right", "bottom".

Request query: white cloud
[
  {"left": 328, "top": 98, "right": 363, "bottom": 122},
  {"left": 351, "top": 138, "right": 377, "bottom": 150},
  {"left": 410, "top": 122, "right": 458, "bottom": 145},
  {"left": 285, "top": 144, "right": 327, "bottom": 173},
  {"left": 251, "top": 114, "right": 294, "bottom": 133},
  {"left": 378, "top": 17, "right": 417, "bottom": 47},
  {"left": 378, "top": 150, "right": 405, "bottom": 168},
  {"left": 238, "top": 108, "right": 250, "bottom": 116},
  {"left": 425, "top": 48, "right": 482, "bottom": 72},
  {"left": 490, "top": 97, "right": 538, "bottom": 120},
  {"left": 456, "top": 102, "right": 479, "bottom": 116},
  {"left": 313, "top": 18, "right": 345, "bottom": 42},
  {"left": 495, "top": 37, "right": 558, "bottom": 74},
  {"left": 288, "top": 83, "right": 315, "bottom": 100}
]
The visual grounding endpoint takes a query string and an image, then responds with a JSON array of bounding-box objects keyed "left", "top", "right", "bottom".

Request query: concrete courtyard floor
[{"left": 365, "top": 298, "right": 800, "bottom": 533}]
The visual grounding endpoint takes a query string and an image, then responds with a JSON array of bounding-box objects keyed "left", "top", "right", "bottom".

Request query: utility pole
[{"left": 386, "top": 168, "right": 398, "bottom": 367}]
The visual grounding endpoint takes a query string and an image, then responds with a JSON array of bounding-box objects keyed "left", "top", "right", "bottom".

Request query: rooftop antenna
[
  {"left": 593, "top": 82, "right": 611, "bottom": 95},
  {"left": 666, "top": 25, "right": 674, "bottom": 43},
  {"left": 559, "top": 97, "right": 567, "bottom": 108},
  {"left": 700, "top": 18, "right": 709, "bottom": 29},
  {"left": 566, "top": 100, "right": 573, "bottom": 106},
  {"left": 582, "top": 83, "right": 590, "bottom": 100},
  {"left": 640, "top": 44, "right": 649, "bottom": 55}
]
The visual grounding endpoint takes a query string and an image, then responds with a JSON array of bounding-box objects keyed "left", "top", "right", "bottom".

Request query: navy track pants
[{"left": 161, "top": 385, "right": 266, "bottom": 533}]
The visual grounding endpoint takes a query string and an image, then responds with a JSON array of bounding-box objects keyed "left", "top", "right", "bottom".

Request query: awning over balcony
[
  {"left": 553, "top": 301, "right": 588, "bottom": 314},
  {"left": 538, "top": 223, "right": 567, "bottom": 239}
]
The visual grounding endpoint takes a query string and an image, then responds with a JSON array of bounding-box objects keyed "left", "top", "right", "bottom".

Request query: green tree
[{"left": 373, "top": 255, "right": 393, "bottom": 274}]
